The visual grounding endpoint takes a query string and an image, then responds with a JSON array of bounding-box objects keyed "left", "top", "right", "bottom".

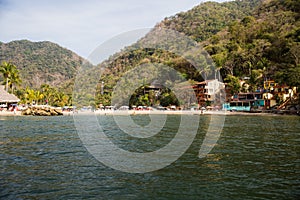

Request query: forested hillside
[
  {"left": 204, "top": 0, "right": 300, "bottom": 91},
  {"left": 1, "top": 0, "right": 299, "bottom": 108},
  {"left": 91, "top": 0, "right": 266, "bottom": 106},
  {"left": 0, "top": 40, "right": 85, "bottom": 88},
  {"left": 94, "top": 0, "right": 299, "bottom": 107},
  {"left": 158, "top": 0, "right": 262, "bottom": 42}
]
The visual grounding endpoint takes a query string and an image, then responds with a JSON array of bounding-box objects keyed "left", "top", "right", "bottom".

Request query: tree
[
  {"left": 34, "top": 90, "right": 44, "bottom": 105},
  {"left": 24, "top": 88, "right": 36, "bottom": 105},
  {"left": 247, "top": 69, "right": 264, "bottom": 92},
  {"left": 8, "top": 68, "right": 22, "bottom": 93},
  {"left": 276, "top": 64, "right": 300, "bottom": 88},
  {"left": 41, "top": 84, "right": 54, "bottom": 105},
  {"left": 224, "top": 75, "right": 241, "bottom": 95},
  {"left": 159, "top": 91, "right": 179, "bottom": 107},
  {"left": 0, "top": 61, "right": 21, "bottom": 92},
  {"left": 52, "top": 91, "right": 69, "bottom": 107}
]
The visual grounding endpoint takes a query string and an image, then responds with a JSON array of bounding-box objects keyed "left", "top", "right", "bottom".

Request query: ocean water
[{"left": 0, "top": 115, "right": 299, "bottom": 199}]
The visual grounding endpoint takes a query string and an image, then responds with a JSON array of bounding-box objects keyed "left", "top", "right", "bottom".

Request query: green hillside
[
  {"left": 158, "top": 0, "right": 262, "bottom": 42},
  {"left": 89, "top": 0, "right": 265, "bottom": 106},
  {"left": 101, "top": 0, "right": 263, "bottom": 71},
  {"left": 1, "top": 0, "right": 299, "bottom": 108},
  {"left": 89, "top": 0, "right": 299, "bottom": 108},
  {"left": 204, "top": 0, "right": 300, "bottom": 89},
  {"left": 0, "top": 40, "right": 85, "bottom": 88}
]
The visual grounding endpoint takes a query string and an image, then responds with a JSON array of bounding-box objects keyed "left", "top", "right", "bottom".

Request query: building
[
  {"left": 0, "top": 85, "right": 20, "bottom": 110},
  {"left": 193, "top": 79, "right": 225, "bottom": 106}
]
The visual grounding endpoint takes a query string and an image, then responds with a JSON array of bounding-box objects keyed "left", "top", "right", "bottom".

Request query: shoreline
[
  {"left": 0, "top": 110, "right": 298, "bottom": 117},
  {"left": 64, "top": 110, "right": 296, "bottom": 117},
  {"left": 0, "top": 111, "right": 22, "bottom": 116}
]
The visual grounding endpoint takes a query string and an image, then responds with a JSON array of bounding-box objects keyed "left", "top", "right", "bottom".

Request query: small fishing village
[
  {"left": 1, "top": 0, "right": 299, "bottom": 199},
  {"left": 0, "top": 77, "right": 299, "bottom": 116}
]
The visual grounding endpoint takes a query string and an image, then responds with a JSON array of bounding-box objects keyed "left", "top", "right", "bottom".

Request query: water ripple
[{"left": 0, "top": 115, "right": 299, "bottom": 199}]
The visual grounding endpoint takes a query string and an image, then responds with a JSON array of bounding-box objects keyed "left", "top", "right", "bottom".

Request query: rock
[
  {"left": 22, "top": 108, "right": 32, "bottom": 115},
  {"left": 50, "top": 108, "right": 63, "bottom": 116},
  {"left": 49, "top": 108, "right": 57, "bottom": 115},
  {"left": 54, "top": 109, "right": 63, "bottom": 115},
  {"left": 37, "top": 109, "right": 51, "bottom": 116},
  {"left": 21, "top": 106, "right": 63, "bottom": 116}
]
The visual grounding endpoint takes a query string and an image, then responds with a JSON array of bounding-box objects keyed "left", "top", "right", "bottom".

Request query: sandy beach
[
  {"left": 0, "top": 110, "right": 22, "bottom": 116},
  {"left": 66, "top": 109, "right": 282, "bottom": 116},
  {"left": 0, "top": 109, "right": 293, "bottom": 117}
]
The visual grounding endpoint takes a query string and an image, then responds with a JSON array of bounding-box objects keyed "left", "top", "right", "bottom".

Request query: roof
[
  {"left": 194, "top": 80, "right": 209, "bottom": 85},
  {"left": 194, "top": 79, "right": 222, "bottom": 85},
  {"left": 0, "top": 86, "right": 20, "bottom": 103}
]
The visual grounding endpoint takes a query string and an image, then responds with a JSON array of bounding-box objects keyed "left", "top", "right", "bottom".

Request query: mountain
[
  {"left": 157, "top": 0, "right": 262, "bottom": 42},
  {"left": 203, "top": 0, "right": 300, "bottom": 88},
  {"left": 87, "top": 0, "right": 299, "bottom": 107},
  {"left": 0, "top": 0, "right": 263, "bottom": 94},
  {"left": 0, "top": 40, "right": 85, "bottom": 88},
  {"left": 100, "top": 0, "right": 264, "bottom": 80},
  {"left": 87, "top": 0, "right": 265, "bottom": 106},
  {"left": 1, "top": 0, "right": 299, "bottom": 108}
]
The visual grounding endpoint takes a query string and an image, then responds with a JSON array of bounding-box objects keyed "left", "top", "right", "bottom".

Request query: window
[
  {"left": 230, "top": 102, "right": 237, "bottom": 106},
  {"left": 244, "top": 102, "right": 250, "bottom": 106}
]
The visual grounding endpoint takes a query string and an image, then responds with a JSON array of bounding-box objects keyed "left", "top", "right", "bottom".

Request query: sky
[{"left": 0, "top": 0, "right": 225, "bottom": 59}]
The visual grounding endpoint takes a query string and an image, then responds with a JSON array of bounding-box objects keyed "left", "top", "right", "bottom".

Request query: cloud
[{"left": 0, "top": 0, "right": 219, "bottom": 58}]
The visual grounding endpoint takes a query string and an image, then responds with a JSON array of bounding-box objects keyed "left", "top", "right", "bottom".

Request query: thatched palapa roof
[{"left": 0, "top": 86, "right": 20, "bottom": 103}]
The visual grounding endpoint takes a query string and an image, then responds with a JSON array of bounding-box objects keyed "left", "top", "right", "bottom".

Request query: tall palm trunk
[{"left": 6, "top": 77, "right": 8, "bottom": 92}]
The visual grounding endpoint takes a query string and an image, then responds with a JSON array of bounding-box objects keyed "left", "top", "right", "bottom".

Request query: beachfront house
[
  {"left": 193, "top": 79, "right": 225, "bottom": 106},
  {"left": 0, "top": 85, "right": 20, "bottom": 110}
]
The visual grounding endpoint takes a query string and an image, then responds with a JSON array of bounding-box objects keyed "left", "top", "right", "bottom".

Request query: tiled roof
[{"left": 0, "top": 86, "right": 20, "bottom": 103}]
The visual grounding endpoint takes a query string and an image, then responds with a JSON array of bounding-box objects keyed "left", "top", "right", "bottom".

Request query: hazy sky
[{"left": 0, "top": 0, "right": 225, "bottom": 58}]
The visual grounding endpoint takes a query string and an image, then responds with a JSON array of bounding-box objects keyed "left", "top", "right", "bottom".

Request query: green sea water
[{"left": 0, "top": 115, "right": 299, "bottom": 199}]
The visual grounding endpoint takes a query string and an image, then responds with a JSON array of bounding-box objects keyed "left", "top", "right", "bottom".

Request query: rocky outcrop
[{"left": 22, "top": 106, "right": 63, "bottom": 116}]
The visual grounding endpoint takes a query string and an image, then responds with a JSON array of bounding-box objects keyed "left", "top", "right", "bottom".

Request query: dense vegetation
[
  {"left": 94, "top": 0, "right": 299, "bottom": 108},
  {"left": 158, "top": 0, "right": 262, "bottom": 42},
  {"left": 1, "top": 0, "right": 299, "bottom": 108},
  {"left": 0, "top": 61, "right": 71, "bottom": 106},
  {"left": 204, "top": 0, "right": 300, "bottom": 91},
  {"left": 0, "top": 61, "right": 21, "bottom": 92},
  {"left": 0, "top": 40, "right": 85, "bottom": 107},
  {"left": 16, "top": 84, "right": 72, "bottom": 107},
  {"left": 0, "top": 40, "right": 84, "bottom": 88},
  {"left": 87, "top": 0, "right": 267, "bottom": 107}
]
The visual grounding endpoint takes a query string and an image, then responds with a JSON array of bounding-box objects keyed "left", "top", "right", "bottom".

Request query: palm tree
[
  {"left": 41, "top": 84, "right": 53, "bottom": 105},
  {"left": 0, "top": 61, "right": 20, "bottom": 92},
  {"left": 8, "top": 68, "right": 22, "bottom": 93},
  {"left": 53, "top": 92, "right": 69, "bottom": 107},
  {"left": 34, "top": 90, "right": 44, "bottom": 105},
  {"left": 24, "top": 88, "right": 36, "bottom": 105}
]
